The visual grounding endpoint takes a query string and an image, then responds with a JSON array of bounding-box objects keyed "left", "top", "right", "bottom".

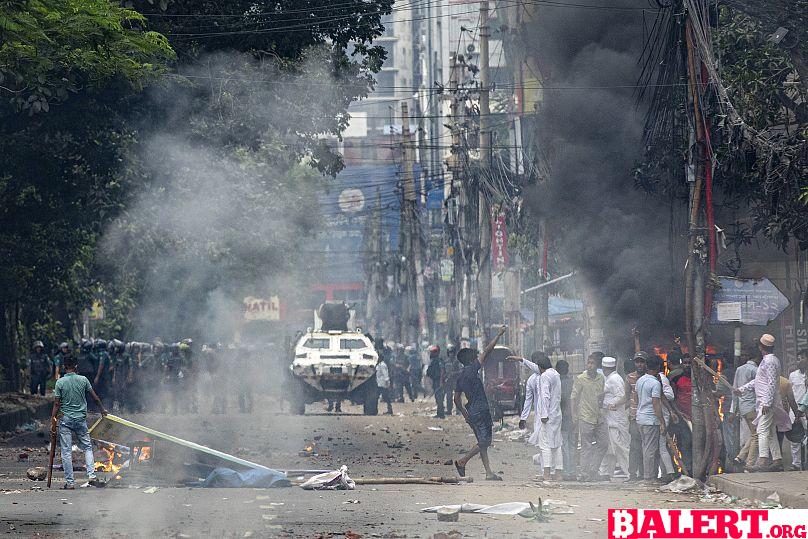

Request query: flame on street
[{"left": 94, "top": 446, "right": 125, "bottom": 474}]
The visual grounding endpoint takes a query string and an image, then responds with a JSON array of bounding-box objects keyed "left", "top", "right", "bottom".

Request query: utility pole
[
  {"left": 448, "top": 52, "right": 471, "bottom": 343},
  {"left": 402, "top": 102, "right": 429, "bottom": 340},
  {"left": 476, "top": 0, "right": 492, "bottom": 342},
  {"left": 365, "top": 188, "right": 384, "bottom": 334}
]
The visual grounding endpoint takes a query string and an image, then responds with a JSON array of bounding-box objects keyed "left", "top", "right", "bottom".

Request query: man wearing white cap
[
  {"left": 600, "top": 356, "right": 630, "bottom": 478},
  {"left": 515, "top": 352, "right": 564, "bottom": 480},
  {"left": 735, "top": 334, "right": 791, "bottom": 472}
]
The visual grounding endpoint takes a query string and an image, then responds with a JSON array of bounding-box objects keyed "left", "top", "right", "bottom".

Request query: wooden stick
[
  {"left": 353, "top": 476, "right": 473, "bottom": 485},
  {"left": 47, "top": 420, "right": 57, "bottom": 488},
  {"left": 692, "top": 357, "right": 733, "bottom": 391}
]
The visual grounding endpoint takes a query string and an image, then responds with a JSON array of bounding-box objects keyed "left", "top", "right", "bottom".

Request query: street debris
[
  {"left": 427, "top": 427, "right": 443, "bottom": 431},
  {"left": 299, "top": 442, "right": 318, "bottom": 457},
  {"left": 343, "top": 499, "right": 361, "bottom": 504},
  {"left": 26, "top": 467, "right": 47, "bottom": 481},
  {"left": 143, "top": 486, "right": 159, "bottom": 494},
  {"left": 437, "top": 506, "right": 460, "bottom": 522},
  {"left": 506, "top": 429, "right": 529, "bottom": 442},
  {"left": 198, "top": 467, "right": 290, "bottom": 488},
  {"left": 87, "top": 414, "right": 282, "bottom": 486},
  {"left": 354, "top": 476, "right": 471, "bottom": 485},
  {"left": 659, "top": 476, "right": 700, "bottom": 493},
  {"left": 422, "top": 499, "right": 562, "bottom": 520},
  {"left": 299, "top": 465, "right": 355, "bottom": 490}
]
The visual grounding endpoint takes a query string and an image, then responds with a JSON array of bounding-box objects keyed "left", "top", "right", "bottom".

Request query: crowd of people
[
  {"left": 525, "top": 335, "right": 805, "bottom": 482},
  {"left": 21, "top": 339, "right": 272, "bottom": 415},
  {"left": 445, "top": 332, "right": 807, "bottom": 483}
]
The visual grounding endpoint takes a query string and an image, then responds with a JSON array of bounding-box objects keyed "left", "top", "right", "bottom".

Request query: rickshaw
[{"left": 483, "top": 345, "right": 525, "bottom": 421}]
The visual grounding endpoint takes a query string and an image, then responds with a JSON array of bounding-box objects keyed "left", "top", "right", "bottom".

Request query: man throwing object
[{"left": 453, "top": 325, "right": 507, "bottom": 481}]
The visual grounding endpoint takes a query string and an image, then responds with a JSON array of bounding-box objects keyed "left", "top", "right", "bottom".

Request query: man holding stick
[
  {"left": 453, "top": 325, "right": 507, "bottom": 481},
  {"left": 50, "top": 355, "right": 107, "bottom": 489}
]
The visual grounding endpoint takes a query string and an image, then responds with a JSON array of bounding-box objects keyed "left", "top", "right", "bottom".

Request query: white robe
[
  {"left": 601, "top": 370, "right": 630, "bottom": 476},
  {"left": 520, "top": 373, "right": 542, "bottom": 447},
  {"left": 539, "top": 368, "right": 563, "bottom": 449}
]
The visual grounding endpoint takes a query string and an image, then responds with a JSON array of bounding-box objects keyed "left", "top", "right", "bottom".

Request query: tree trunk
[{"left": 0, "top": 304, "right": 21, "bottom": 390}]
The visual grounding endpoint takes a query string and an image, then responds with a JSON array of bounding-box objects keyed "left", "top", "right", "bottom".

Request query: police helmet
[
  {"left": 95, "top": 339, "right": 108, "bottom": 351},
  {"left": 80, "top": 338, "right": 93, "bottom": 351},
  {"left": 59, "top": 342, "right": 71, "bottom": 351},
  {"left": 33, "top": 340, "right": 45, "bottom": 350}
]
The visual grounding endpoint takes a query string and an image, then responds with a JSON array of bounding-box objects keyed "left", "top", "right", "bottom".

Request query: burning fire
[
  {"left": 93, "top": 442, "right": 152, "bottom": 476},
  {"left": 138, "top": 446, "right": 152, "bottom": 462},
  {"left": 714, "top": 358, "right": 725, "bottom": 421},
  {"left": 653, "top": 347, "right": 669, "bottom": 375},
  {"left": 94, "top": 446, "right": 124, "bottom": 474}
]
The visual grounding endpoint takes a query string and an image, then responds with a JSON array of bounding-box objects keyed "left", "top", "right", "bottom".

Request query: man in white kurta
[
  {"left": 517, "top": 353, "right": 563, "bottom": 480},
  {"left": 539, "top": 364, "right": 564, "bottom": 479},
  {"left": 520, "top": 372, "right": 542, "bottom": 448},
  {"left": 601, "top": 357, "right": 630, "bottom": 478}
]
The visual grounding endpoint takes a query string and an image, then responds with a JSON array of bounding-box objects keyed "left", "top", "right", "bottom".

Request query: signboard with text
[
  {"left": 710, "top": 277, "right": 789, "bottom": 326},
  {"left": 243, "top": 296, "right": 281, "bottom": 321}
]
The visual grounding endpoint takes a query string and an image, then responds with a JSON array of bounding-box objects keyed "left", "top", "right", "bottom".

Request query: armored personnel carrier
[{"left": 288, "top": 302, "right": 378, "bottom": 415}]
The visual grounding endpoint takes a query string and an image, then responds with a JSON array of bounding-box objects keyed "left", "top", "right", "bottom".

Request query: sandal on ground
[
  {"left": 485, "top": 473, "right": 503, "bottom": 481},
  {"left": 454, "top": 460, "right": 466, "bottom": 477}
]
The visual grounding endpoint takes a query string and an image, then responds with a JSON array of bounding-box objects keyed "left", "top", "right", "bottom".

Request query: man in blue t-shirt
[
  {"left": 635, "top": 355, "right": 667, "bottom": 482},
  {"left": 453, "top": 325, "right": 507, "bottom": 481}
]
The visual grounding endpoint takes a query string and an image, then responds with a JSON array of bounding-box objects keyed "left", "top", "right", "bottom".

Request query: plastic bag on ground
[
  {"left": 421, "top": 504, "right": 489, "bottom": 513},
  {"left": 659, "top": 475, "right": 700, "bottom": 493},
  {"left": 299, "top": 465, "right": 355, "bottom": 490},
  {"left": 199, "top": 467, "right": 291, "bottom": 488}
]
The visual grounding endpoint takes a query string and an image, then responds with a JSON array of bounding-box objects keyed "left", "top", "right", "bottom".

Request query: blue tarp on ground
[{"left": 199, "top": 467, "right": 292, "bottom": 488}]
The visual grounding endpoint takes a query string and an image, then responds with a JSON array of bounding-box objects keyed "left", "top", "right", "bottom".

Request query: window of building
[
  {"left": 375, "top": 71, "right": 396, "bottom": 97},
  {"left": 380, "top": 14, "right": 395, "bottom": 37}
]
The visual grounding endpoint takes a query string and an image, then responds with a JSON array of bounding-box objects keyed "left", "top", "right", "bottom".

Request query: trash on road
[
  {"left": 506, "top": 429, "right": 529, "bottom": 442},
  {"left": 659, "top": 475, "right": 700, "bottom": 493},
  {"left": 299, "top": 465, "right": 355, "bottom": 490},
  {"left": 437, "top": 506, "right": 460, "bottom": 522},
  {"left": 423, "top": 499, "right": 563, "bottom": 521},
  {"left": 421, "top": 504, "right": 488, "bottom": 514},
  {"left": 88, "top": 414, "right": 280, "bottom": 486},
  {"left": 428, "top": 427, "right": 443, "bottom": 431},
  {"left": 26, "top": 467, "right": 47, "bottom": 481},
  {"left": 298, "top": 442, "right": 318, "bottom": 457},
  {"left": 198, "top": 467, "right": 291, "bottom": 488},
  {"left": 142, "top": 486, "right": 159, "bottom": 494},
  {"left": 354, "top": 476, "right": 471, "bottom": 485}
]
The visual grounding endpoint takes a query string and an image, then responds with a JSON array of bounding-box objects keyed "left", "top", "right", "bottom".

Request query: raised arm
[{"left": 478, "top": 325, "right": 507, "bottom": 366}]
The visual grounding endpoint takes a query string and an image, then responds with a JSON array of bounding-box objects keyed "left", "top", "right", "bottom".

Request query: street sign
[{"left": 710, "top": 277, "right": 790, "bottom": 326}]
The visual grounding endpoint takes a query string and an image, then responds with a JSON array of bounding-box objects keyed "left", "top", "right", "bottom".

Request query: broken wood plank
[{"left": 89, "top": 414, "right": 274, "bottom": 472}]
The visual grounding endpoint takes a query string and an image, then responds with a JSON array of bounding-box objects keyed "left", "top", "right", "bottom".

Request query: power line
[{"left": 164, "top": 0, "right": 657, "bottom": 38}]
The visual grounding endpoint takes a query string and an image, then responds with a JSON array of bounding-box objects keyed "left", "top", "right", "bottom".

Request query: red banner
[{"left": 491, "top": 211, "right": 508, "bottom": 271}]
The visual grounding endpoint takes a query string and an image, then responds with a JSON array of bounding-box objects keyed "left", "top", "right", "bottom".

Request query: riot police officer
[
  {"left": 443, "top": 343, "right": 462, "bottom": 415},
  {"left": 93, "top": 339, "right": 111, "bottom": 401},
  {"left": 27, "top": 341, "right": 52, "bottom": 396},
  {"left": 53, "top": 342, "right": 72, "bottom": 379},
  {"left": 109, "top": 339, "right": 129, "bottom": 411}
]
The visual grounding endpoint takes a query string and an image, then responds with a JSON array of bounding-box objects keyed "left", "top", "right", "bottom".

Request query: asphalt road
[{"left": 0, "top": 397, "right": 720, "bottom": 538}]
